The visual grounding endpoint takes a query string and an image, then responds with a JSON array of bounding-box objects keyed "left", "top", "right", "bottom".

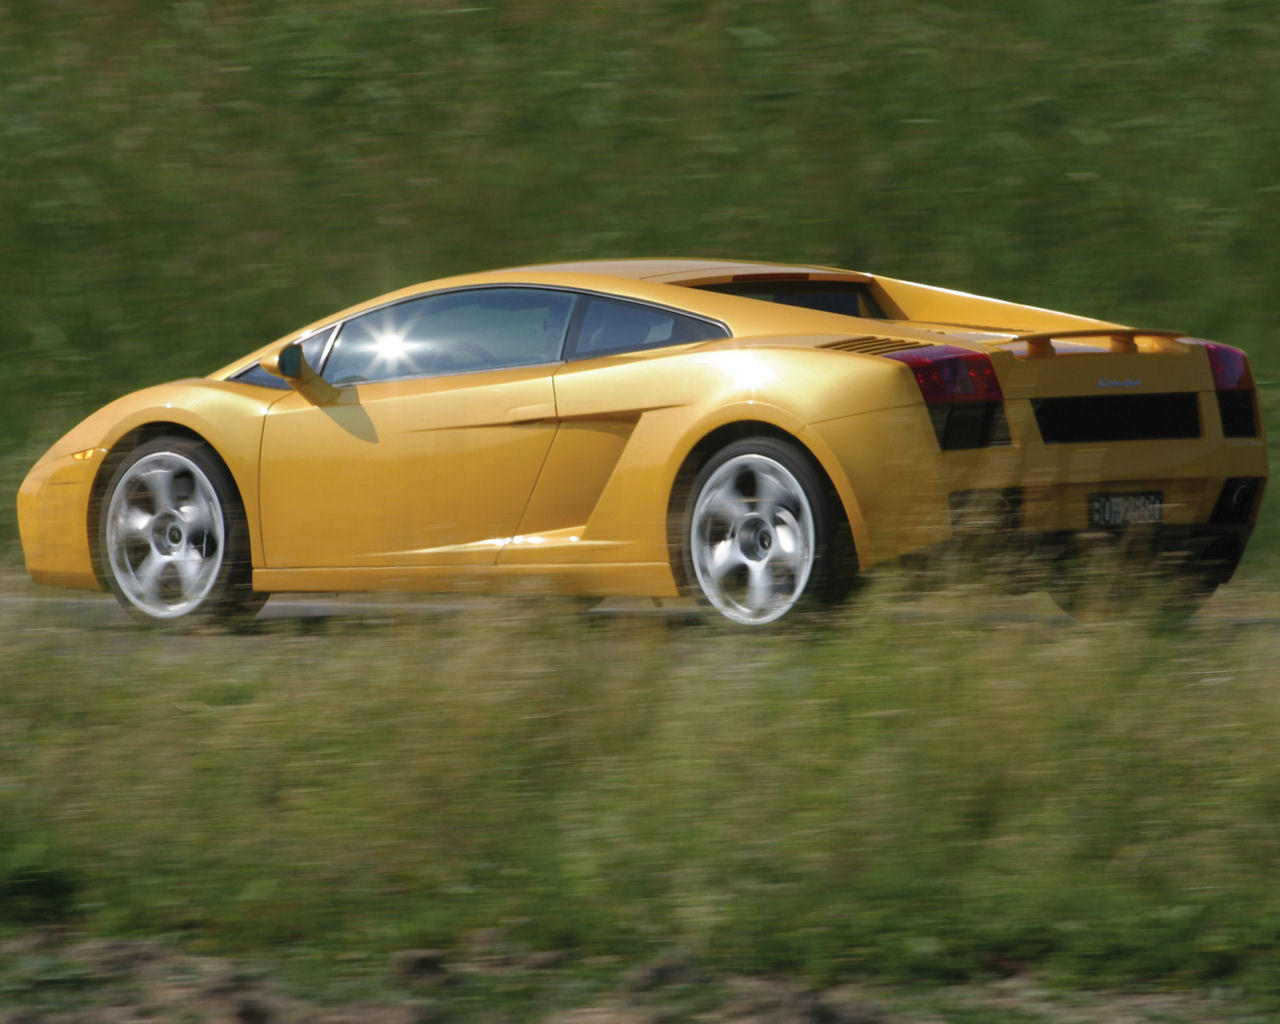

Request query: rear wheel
[
  {"left": 98, "top": 438, "right": 264, "bottom": 625},
  {"left": 683, "top": 437, "right": 843, "bottom": 625}
]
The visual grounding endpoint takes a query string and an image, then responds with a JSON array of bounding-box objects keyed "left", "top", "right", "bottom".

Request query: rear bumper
[
  {"left": 809, "top": 395, "right": 1268, "bottom": 571},
  {"left": 1045, "top": 522, "right": 1252, "bottom": 586},
  {"left": 928, "top": 519, "right": 1256, "bottom": 594}
]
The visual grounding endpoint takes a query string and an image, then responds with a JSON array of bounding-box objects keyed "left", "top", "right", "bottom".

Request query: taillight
[
  {"left": 884, "top": 345, "right": 1010, "bottom": 449},
  {"left": 884, "top": 345, "right": 1004, "bottom": 404},
  {"left": 1201, "top": 342, "right": 1254, "bottom": 390},
  {"left": 1183, "top": 339, "right": 1259, "bottom": 438}
]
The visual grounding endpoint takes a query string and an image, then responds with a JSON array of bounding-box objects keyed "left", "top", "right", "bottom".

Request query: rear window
[
  {"left": 568, "top": 295, "right": 729, "bottom": 358},
  {"left": 697, "top": 280, "right": 885, "bottom": 319}
]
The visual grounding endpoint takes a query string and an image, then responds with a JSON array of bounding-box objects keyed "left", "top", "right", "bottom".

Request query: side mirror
[
  {"left": 259, "top": 343, "right": 339, "bottom": 404},
  {"left": 260, "top": 343, "right": 304, "bottom": 380},
  {"left": 278, "top": 343, "right": 304, "bottom": 379}
]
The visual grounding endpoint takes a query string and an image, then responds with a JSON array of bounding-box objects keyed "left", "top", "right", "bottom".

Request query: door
[{"left": 258, "top": 287, "right": 576, "bottom": 568}]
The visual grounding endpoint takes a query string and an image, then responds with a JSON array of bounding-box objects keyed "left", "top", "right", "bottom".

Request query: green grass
[{"left": 4, "top": 580, "right": 1280, "bottom": 1007}]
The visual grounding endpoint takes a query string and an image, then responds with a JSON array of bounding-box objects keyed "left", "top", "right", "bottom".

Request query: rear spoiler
[{"left": 1013, "top": 328, "right": 1185, "bottom": 357}]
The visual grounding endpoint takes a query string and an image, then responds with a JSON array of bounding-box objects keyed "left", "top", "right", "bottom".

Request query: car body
[{"left": 17, "top": 257, "right": 1269, "bottom": 624}]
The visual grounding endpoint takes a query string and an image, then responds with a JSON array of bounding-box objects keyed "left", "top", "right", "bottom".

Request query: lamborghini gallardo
[{"left": 17, "top": 258, "right": 1268, "bottom": 624}]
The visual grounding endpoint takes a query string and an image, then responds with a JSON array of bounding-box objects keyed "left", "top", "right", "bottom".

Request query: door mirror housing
[
  {"left": 260, "top": 343, "right": 305, "bottom": 380},
  {"left": 277, "top": 343, "right": 304, "bottom": 379},
  {"left": 259, "top": 343, "right": 339, "bottom": 404}
]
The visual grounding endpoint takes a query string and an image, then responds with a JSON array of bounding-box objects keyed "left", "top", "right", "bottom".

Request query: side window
[
  {"left": 321, "top": 287, "right": 576, "bottom": 385},
  {"left": 298, "top": 326, "right": 334, "bottom": 369},
  {"left": 568, "top": 295, "right": 728, "bottom": 358}
]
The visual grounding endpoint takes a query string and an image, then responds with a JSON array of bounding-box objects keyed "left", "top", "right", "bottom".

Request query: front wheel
[
  {"left": 98, "top": 437, "right": 264, "bottom": 625},
  {"left": 683, "top": 437, "right": 845, "bottom": 625}
]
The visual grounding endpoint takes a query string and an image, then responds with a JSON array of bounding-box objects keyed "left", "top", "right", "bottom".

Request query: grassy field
[
  {"left": 5, "top": 0, "right": 1280, "bottom": 1016},
  {"left": 4, "top": 579, "right": 1280, "bottom": 1017}
]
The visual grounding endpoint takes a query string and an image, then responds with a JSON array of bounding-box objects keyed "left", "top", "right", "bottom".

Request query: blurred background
[
  {"left": 3, "top": 0, "right": 1278, "bottom": 565},
  {"left": 5, "top": 4, "right": 1280, "bottom": 1016}
]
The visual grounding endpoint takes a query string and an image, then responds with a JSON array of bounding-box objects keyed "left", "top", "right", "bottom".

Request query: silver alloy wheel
[
  {"left": 104, "top": 450, "right": 226, "bottom": 619},
  {"left": 689, "top": 453, "right": 816, "bottom": 624}
]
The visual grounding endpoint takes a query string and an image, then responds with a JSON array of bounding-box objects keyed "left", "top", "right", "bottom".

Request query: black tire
[
  {"left": 681, "top": 437, "right": 848, "bottom": 625},
  {"left": 97, "top": 437, "right": 265, "bottom": 625}
]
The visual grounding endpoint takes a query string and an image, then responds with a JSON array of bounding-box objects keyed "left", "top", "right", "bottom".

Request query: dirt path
[{"left": 0, "top": 933, "right": 1265, "bottom": 1024}]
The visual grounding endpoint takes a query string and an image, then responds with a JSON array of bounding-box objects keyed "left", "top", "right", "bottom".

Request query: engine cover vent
[{"left": 820, "top": 336, "right": 927, "bottom": 356}]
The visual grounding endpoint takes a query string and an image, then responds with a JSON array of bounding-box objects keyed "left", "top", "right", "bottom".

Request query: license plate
[{"left": 1088, "top": 491, "right": 1164, "bottom": 528}]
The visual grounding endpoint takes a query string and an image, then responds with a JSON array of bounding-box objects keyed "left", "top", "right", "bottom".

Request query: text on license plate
[{"left": 1088, "top": 491, "right": 1164, "bottom": 527}]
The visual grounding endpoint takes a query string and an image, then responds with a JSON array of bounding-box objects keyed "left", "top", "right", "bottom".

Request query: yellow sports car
[{"left": 17, "top": 258, "right": 1269, "bottom": 625}]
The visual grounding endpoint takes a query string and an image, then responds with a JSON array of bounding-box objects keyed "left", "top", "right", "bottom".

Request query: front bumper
[{"left": 17, "top": 448, "right": 104, "bottom": 590}]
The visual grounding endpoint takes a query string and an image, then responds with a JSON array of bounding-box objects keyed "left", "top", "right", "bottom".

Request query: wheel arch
[
  {"left": 87, "top": 422, "right": 251, "bottom": 584},
  {"left": 664, "top": 419, "right": 860, "bottom": 593}
]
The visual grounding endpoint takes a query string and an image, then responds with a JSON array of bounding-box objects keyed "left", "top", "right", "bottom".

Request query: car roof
[
  {"left": 498, "top": 257, "right": 868, "bottom": 283},
  {"left": 209, "top": 258, "right": 886, "bottom": 380}
]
